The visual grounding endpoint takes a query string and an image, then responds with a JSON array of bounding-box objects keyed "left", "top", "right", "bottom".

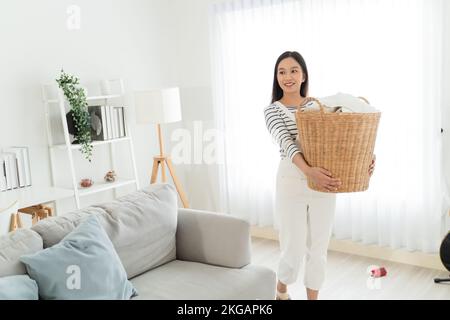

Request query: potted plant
[{"left": 56, "top": 70, "right": 93, "bottom": 162}]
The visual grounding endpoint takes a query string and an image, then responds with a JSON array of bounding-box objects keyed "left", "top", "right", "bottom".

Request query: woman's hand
[
  {"left": 369, "top": 154, "right": 376, "bottom": 177},
  {"left": 305, "top": 167, "right": 342, "bottom": 192}
]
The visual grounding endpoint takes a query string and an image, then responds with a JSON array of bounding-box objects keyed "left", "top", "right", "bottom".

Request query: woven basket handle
[
  {"left": 299, "top": 97, "right": 326, "bottom": 113},
  {"left": 358, "top": 96, "right": 370, "bottom": 104},
  {"left": 298, "top": 96, "right": 370, "bottom": 113}
]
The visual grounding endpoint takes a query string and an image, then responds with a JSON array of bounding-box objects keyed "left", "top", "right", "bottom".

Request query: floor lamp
[{"left": 134, "top": 88, "right": 189, "bottom": 208}]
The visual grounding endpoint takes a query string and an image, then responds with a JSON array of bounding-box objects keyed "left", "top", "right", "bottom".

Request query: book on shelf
[
  {"left": 111, "top": 106, "right": 117, "bottom": 139},
  {"left": 0, "top": 156, "right": 7, "bottom": 191},
  {"left": 106, "top": 106, "right": 113, "bottom": 140},
  {"left": 88, "top": 106, "right": 106, "bottom": 141},
  {"left": 20, "top": 147, "right": 32, "bottom": 186},
  {"left": 100, "top": 107, "right": 107, "bottom": 140},
  {"left": 115, "top": 106, "right": 126, "bottom": 138},
  {"left": 0, "top": 147, "right": 32, "bottom": 192},
  {"left": 118, "top": 107, "right": 126, "bottom": 137},
  {"left": 3, "top": 152, "right": 19, "bottom": 189},
  {"left": 88, "top": 106, "right": 126, "bottom": 141}
]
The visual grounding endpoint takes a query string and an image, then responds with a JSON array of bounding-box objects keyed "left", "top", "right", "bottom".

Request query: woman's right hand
[{"left": 305, "top": 167, "right": 342, "bottom": 192}]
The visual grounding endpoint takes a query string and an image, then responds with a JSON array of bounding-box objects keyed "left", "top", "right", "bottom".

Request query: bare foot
[
  {"left": 306, "top": 288, "right": 319, "bottom": 300},
  {"left": 277, "top": 280, "right": 287, "bottom": 293}
]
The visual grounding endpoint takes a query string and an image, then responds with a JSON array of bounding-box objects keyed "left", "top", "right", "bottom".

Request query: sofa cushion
[
  {"left": 0, "top": 275, "right": 39, "bottom": 300},
  {"left": 130, "top": 260, "right": 276, "bottom": 300},
  {"left": 31, "top": 183, "right": 178, "bottom": 279},
  {"left": 31, "top": 207, "right": 99, "bottom": 248},
  {"left": 0, "top": 229, "right": 43, "bottom": 277},
  {"left": 94, "top": 183, "right": 178, "bottom": 278},
  {"left": 176, "top": 209, "right": 251, "bottom": 268},
  {"left": 20, "top": 215, "right": 137, "bottom": 300}
]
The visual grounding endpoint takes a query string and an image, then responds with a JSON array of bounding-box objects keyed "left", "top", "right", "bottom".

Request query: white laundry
[{"left": 302, "top": 92, "right": 379, "bottom": 113}]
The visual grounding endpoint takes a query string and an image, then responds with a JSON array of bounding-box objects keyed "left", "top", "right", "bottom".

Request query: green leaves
[{"left": 56, "top": 70, "right": 93, "bottom": 162}]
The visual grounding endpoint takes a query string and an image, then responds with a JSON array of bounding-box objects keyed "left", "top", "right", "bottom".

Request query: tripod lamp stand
[{"left": 134, "top": 88, "right": 189, "bottom": 208}]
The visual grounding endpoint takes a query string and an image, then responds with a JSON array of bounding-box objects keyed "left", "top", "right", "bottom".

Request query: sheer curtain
[{"left": 209, "top": 0, "right": 448, "bottom": 252}]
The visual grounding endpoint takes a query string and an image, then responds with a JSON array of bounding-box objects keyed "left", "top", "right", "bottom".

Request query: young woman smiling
[{"left": 264, "top": 51, "right": 375, "bottom": 300}]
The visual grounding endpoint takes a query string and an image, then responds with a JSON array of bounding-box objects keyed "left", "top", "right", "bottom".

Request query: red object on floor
[{"left": 371, "top": 267, "right": 387, "bottom": 278}]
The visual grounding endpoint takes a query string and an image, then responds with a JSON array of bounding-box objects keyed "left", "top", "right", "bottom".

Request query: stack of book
[
  {"left": 0, "top": 147, "right": 32, "bottom": 192},
  {"left": 89, "top": 106, "right": 127, "bottom": 141}
]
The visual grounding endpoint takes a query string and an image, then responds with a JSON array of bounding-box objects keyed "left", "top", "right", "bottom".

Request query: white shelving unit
[{"left": 41, "top": 79, "right": 140, "bottom": 210}]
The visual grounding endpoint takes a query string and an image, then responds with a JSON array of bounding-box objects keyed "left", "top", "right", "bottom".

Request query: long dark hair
[{"left": 271, "top": 51, "right": 309, "bottom": 104}]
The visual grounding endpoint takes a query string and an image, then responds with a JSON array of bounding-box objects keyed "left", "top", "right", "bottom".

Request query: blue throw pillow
[
  {"left": 0, "top": 275, "right": 39, "bottom": 300},
  {"left": 20, "top": 215, "right": 137, "bottom": 300}
]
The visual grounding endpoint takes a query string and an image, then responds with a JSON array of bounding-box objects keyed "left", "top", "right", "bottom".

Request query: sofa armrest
[{"left": 176, "top": 208, "right": 251, "bottom": 268}]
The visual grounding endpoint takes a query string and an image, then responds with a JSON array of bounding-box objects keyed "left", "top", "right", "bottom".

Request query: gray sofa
[{"left": 0, "top": 183, "right": 276, "bottom": 300}]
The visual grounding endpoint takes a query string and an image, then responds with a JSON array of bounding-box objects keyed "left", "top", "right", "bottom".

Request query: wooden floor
[{"left": 251, "top": 238, "right": 450, "bottom": 300}]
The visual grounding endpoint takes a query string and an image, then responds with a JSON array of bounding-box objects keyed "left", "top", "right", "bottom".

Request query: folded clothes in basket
[{"left": 301, "top": 92, "right": 379, "bottom": 113}]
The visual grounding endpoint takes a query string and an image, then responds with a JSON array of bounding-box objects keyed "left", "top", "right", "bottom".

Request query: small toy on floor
[{"left": 370, "top": 267, "right": 387, "bottom": 278}]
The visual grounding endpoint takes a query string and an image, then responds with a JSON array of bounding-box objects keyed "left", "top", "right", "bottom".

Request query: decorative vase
[{"left": 66, "top": 110, "right": 81, "bottom": 144}]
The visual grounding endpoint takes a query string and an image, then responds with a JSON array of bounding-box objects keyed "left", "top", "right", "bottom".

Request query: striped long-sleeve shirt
[{"left": 264, "top": 102, "right": 302, "bottom": 161}]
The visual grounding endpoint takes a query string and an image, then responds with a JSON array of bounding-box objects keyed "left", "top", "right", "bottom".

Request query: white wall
[
  {"left": 443, "top": 0, "right": 450, "bottom": 193},
  {"left": 0, "top": 0, "right": 178, "bottom": 211},
  {"left": 442, "top": 0, "right": 450, "bottom": 229}
]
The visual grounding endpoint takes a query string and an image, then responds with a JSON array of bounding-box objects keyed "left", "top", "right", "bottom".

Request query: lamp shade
[{"left": 134, "top": 87, "right": 182, "bottom": 124}]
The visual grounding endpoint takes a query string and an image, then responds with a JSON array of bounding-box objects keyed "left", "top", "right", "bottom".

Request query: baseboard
[{"left": 250, "top": 226, "right": 446, "bottom": 272}]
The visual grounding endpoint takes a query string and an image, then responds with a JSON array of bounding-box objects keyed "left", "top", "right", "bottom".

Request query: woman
[{"left": 264, "top": 51, "right": 375, "bottom": 300}]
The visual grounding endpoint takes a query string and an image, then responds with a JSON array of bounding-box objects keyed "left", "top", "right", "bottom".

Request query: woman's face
[{"left": 277, "top": 57, "right": 305, "bottom": 95}]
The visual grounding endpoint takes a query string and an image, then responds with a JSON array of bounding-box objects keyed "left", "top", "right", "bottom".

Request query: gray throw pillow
[
  {"left": 0, "top": 229, "right": 43, "bottom": 277},
  {"left": 20, "top": 215, "right": 137, "bottom": 300},
  {"left": 0, "top": 275, "right": 39, "bottom": 300}
]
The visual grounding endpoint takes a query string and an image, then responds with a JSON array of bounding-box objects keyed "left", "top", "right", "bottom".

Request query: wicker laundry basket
[{"left": 296, "top": 97, "right": 381, "bottom": 193}]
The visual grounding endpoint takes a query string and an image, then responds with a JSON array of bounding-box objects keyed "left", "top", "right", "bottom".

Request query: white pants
[{"left": 276, "top": 158, "right": 336, "bottom": 290}]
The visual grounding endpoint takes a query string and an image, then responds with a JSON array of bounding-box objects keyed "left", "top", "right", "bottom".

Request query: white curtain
[{"left": 209, "top": 0, "right": 448, "bottom": 252}]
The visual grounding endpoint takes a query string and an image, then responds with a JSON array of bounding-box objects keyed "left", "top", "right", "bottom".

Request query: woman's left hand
[{"left": 369, "top": 154, "right": 376, "bottom": 177}]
